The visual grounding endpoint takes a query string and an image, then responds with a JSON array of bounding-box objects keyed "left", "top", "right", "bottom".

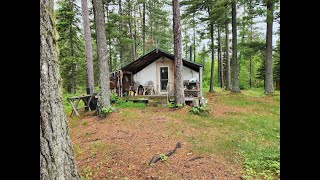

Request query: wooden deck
[{"left": 123, "top": 94, "right": 200, "bottom": 107}]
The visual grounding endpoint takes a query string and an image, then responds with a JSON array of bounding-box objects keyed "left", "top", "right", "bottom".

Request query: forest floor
[{"left": 66, "top": 88, "right": 280, "bottom": 180}]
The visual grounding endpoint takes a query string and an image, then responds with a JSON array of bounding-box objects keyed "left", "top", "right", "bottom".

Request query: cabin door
[{"left": 160, "top": 67, "right": 169, "bottom": 92}]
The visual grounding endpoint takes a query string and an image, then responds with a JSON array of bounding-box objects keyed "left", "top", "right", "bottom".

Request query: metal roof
[{"left": 121, "top": 49, "right": 203, "bottom": 74}]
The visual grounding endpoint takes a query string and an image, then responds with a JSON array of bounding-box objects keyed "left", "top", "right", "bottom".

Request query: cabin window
[{"left": 160, "top": 67, "right": 169, "bottom": 91}]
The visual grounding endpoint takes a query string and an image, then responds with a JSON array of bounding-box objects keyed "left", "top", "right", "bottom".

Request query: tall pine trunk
[
  {"left": 173, "top": 0, "right": 185, "bottom": 105},
  {"left": 189, "top": 45, "right": 192, "bottom": 61},
  {"left": 81, "top": 0, "right": 95, "bottom": 94},
  {"left": 218, "top": 25, "right": 224, "bottom": 88},
  {"left": 40, "top": 0, "right": 80, "bottom": 179},
  {"left": 225, "top": 22, "right": 231, "bottom": 90},
  {"left": 265, "top": 0, "right": 274, "bottom": 94},
  {"left": 134, "top": 4, "right": 138, "bottom": 58},
  {"left": 71, "top": 62, "right": 76, "bottom": 94},
  {"left": 209, "top": 22, "right": 215, "bottom": 93},
  {"left": 70, "top": 22, "right": 76, "bottom": 94},
  {"left": 118, "top": 0, "right": 124, "bottom": 68},
  {"left": 249, "top": 23, "right": 253, "bottom": 88},
  {"left": 106, "top": 3, "right": 113, "bottom": 72},
  {"left": 93, "top": 0, "right": 111, "bottom": 107},
  {"left": 142, "top": 1, "right": 146, "bottom": 54},
  {"left": 231, "top": 0, "right": 240, "bottom": 93},
  {"left": 128, "top": 0, "right": 136, "bottom": 61},
  {"left": 193, "top": 13, "right": 196, "bottom": 62}
]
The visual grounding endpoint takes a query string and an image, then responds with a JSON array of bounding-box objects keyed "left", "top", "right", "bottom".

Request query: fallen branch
[
  {"left": 188, "top": 156, "right": 204, "bottom": 161},
  {"left": 148, "top": 142, "right": 182, "bottom": 166}
]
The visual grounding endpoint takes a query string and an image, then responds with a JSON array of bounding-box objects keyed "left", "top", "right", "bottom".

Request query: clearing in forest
[{"left": 67, "top": 88, "right": 280, "bottom": 180}]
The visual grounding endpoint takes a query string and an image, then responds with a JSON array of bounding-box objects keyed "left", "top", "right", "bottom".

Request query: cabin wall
[
  {"left": 133, "top": 56, "right": 199, "bottom": 94},
  {"left": 183, "top": 66, "right": 199, "bottom": 81},
  {"left": 133, "top": 62, "right": 156, "bottom": 87}
]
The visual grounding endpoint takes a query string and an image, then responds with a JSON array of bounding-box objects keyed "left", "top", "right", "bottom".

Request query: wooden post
[
  {"left": 120, "top": 70, "right": 123, "bottom": 97},
  {"left": 199, "top": 66, "right": 203, "bottom": 105}
]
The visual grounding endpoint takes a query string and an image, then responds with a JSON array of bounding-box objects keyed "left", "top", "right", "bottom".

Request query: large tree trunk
[
  {"left": 193, "top": 13, "right": 196, "bottom": 62},
  {"left": 209, "top": 22, "right": 215, "bottom": 93},
  {"left": 142, "top": 1, "right": 146, "bottom": 54},
  {"left": 218, "top": 25, "right": 224, "bottom": 88},
  {"left": 81, "top": 0, "right": 95, "bottom": 94},
  {"left": 249, "top": 23, "right": 253, "bottom": 88},
  {"left": 93, "top": 0, "right": 111, "bottom": 107},
  {"left": 40, "top": 0, "right": 80, "bottom": 179},
  {"left": 265, "top": 0, "right": 274, "bottom": 94},
  {"left": 118, "top": 0, "right": 124, "bottom": 68},
  {"left": 134, "top": 4, "right": 138, "bottom": 58},
  {"left": 105, "top": 3, "right": 113, "bottom": 72},
  {"left": 71, "top": 62, "right": 76, "bottom": 94},
  {"left": 173, "top": 0, "right": 185, "bottom": 105},
  {"left": 217, "top": 35, "right": 220, "bottom": 87},
  {"left": 128, "top": 0, "right": 136, "bottom": 61},
  {"left": 231, "top": 0, "right": 240, "bottom": 93},
  {"left": 225, "top": 22, "right": 231, "bottom": 90},
  {"left": 189, "top": 45, "right": 192, "bottom": 61},
  {"left": 70, "top": 23, "right": 76, "bottom": 94}
]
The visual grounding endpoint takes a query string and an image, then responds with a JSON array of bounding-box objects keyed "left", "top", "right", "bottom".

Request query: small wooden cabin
[{"left": 110, "top": 49, "right": 204, "bottom": 106}]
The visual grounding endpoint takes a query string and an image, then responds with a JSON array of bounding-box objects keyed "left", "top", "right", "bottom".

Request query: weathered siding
[
  {"left": 133, "top": 56, "right": 199, "bottom": 94},
  {"left": 183, "top": 66, "right": 199, "bottom": 81},
  {"left": 133, "top": 61, "right": 156, "bottom": 87}
]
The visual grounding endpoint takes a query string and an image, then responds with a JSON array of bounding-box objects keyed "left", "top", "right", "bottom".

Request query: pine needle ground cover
[{"left": 65, "top": 88, "right": 280, "bottom": 179}]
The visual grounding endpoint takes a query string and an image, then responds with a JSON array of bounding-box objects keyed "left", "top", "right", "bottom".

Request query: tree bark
[
  {"left": 217, "top": 34, "right": 220, "bottom": 87},
  {"left": 225, "top": 22, "right": 231, "bottom": 90},
  {"left": 40, "top": 0, "right": 81, "bottom": 179},
  {"left": 70, "top": 20, "right": 76, "bottom": 94},
  {"left": 172, "top": 0, "right": 185, "bottom": 105},
  {"left": 134, "top": 4, "right": 138, "bottom": 58},
  {"left": 105, "top": 3, "right": 113, "bottom": 72},
  {"left": 93, "top": 0, "right": 111, "bottom": 107},
  {"left": 81, "top": 0, "right": 95, "bottom": 94},
  {"left": 231, "top": 0, "right": 240, "bottom": 93},
  {"left": 127, "top": 0, "right": 136, "bottom": 61},
  {"left": 71, "top": 63, "right": 76, "bottom": 94},
  {"left": 118, "top": 0, "right": 124, "bottom": 68},
  {"left": 189, "top": 45, "right": 192, "bottom": 61},
  {"left": 265, "top": 0, "right": 274, "bottom": 94},
  {"left": 218, "top": 25, "right": 224, "bottom": 88},
  {"left": 142, "top": 1, "right": 146, "bottom": 54},
  {"left": 209, "top": 22, "right": 215, "bottom": 93},
  {"left": 193, "top": 13, "right": 196, "bottom": 62},
  {"left": 249, "top": 23, "right": 253, "bottom": 88}
]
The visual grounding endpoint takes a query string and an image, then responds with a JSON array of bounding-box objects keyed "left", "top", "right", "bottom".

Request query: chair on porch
[
  {"left": 143, "top": 81, "right": 155, "bottom": 95},
  {"left": 129, "top": 81, "right": 141, "bottom": 96}
]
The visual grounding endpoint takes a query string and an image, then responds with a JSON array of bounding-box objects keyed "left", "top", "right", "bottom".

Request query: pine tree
[
  {"left": 40, "top": 0, "right": 80, "bottom": 178},
  {"left": 92, "top": 0, "right": 111, "bottom": 107},
  {"left": 173, "top": 0, "right": 185, "bottom": 105},
  {"left": 81, "top": 0, "right": 95, "bottom": 94},
  {"left": 231, "top": 0, "right": 240, "bottom": 92},
  {"left": 56, "top": 0, "right": 84, "bottom": 94},
  {"left": 265, "top": 0, "right": 274, "bottom": 94}
]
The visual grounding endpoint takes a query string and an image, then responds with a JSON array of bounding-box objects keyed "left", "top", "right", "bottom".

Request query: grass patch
[
  {"left": 91, "top": 140, "right": 106, "bottom": 152},
  {"left": 120, "top": 109, "right": 137, "bottom": 119},
  {"left": 81, "top": 166, "right": 94, "bottom": 180},
  {"left": 73, "top": 144, "right": 83, "bottom": 158},
  {"left": 241, "top": 143, "right": 280, "bottom": 180},
  {"left": 82, "top": 121, "right": 88, "bottom": 126},
  {"left": 68, "top": 116, "right": 81, "bottom": 128},
  {"left": 115, "top": 101, "right": 146, "bottom": 108},
  {"left": 169, "top": 88, "right": 280, "bottom": 179}
]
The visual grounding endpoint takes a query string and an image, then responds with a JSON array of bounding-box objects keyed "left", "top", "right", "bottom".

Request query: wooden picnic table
[{"left": 67, "top": 94, "right": 96, "bottom": 117}]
